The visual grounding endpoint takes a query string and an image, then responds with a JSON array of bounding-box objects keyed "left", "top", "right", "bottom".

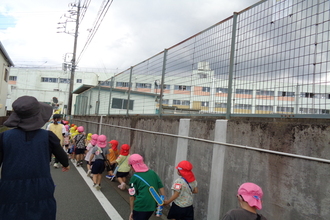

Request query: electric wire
[{"left": 76, "top": 0, "right": 113, "bottom": 64}]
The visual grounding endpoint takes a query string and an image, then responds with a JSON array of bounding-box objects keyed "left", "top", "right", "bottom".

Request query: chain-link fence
[{"left": 75, "top": 0, "right": 330, "bottom": 118}]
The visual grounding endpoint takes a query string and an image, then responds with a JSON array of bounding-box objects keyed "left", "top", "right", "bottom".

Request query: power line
[{"left": 76, "top": 0, "right": 113, "bottom": 64}]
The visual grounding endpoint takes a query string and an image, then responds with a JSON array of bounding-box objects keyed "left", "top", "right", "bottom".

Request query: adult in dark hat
[{"left": 0, "top": 96, "right": 70, "bottom": 220}]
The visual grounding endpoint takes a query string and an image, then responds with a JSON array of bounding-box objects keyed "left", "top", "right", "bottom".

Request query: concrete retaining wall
[{"left": 72, "top": 116, "right": 330, "bottom": 220}]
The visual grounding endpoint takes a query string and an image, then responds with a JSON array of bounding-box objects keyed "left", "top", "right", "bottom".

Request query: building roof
[
  {"left": 72, "top": 84, "right": 94, "bottom": 94},
  {"left": 0, "top": 41, "right": 14, "bottom": 67},
  {"left": 72, "top": 84, "right": 160, "bottom": 98}
]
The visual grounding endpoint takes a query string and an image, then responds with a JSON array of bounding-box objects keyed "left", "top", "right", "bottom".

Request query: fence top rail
[{"left": 74, "top": 118, "right": 330, "bottom": 164}]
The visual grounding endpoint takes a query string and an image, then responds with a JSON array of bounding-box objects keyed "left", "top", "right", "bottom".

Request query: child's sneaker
[
  {"left": 53, "top": 163, "right": 59, "bottom": 168},
  {"left": 106, "top": 175, "right": 114, "bottom": 179},
  {"left": 95, "top": 184, "right": 101, "bottom": 191},
  {"left": 118, "top": 183, "right": 126, "bottom": 190},
  {"left": 87, "top": 170, "right": 91, "bottom": 177}
]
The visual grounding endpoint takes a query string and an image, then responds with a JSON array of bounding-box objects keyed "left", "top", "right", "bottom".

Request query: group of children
[
  {"left": 63, "top": 126, "right": 132, "bottom": 191},
  {"left": 46, "top": 115, "right": 265, "bottom": 220}
]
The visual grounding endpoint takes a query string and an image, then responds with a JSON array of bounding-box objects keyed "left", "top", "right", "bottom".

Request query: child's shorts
[
  {"left": 132, "top": 210, "right": 153, "bottom": 220},
  {"left": 116, "top": 171, "right": 129, "bottom": 178},
  {"left": 75, "top": 148, "right": 85, "bottom": 155},
  {"left": 91, "top": 159, "right": 105, "bottom": 174},
  {"left": 167, "top": 202, "right": 194, "bottom": 220}
]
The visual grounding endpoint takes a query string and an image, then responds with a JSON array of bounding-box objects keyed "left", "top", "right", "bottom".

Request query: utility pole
[
  {"left": 57, "top": 1, "right": 81, "bottom": 116},
  {"left": 67, "top": 1, "right": 80, "bottom": 116}
]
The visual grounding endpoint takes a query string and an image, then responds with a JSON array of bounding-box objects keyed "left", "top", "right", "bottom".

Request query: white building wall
[
  {"left": 7, "top": 68, "right": 113, "bottom": 114},
  {"left": 0, "top": 56, "right": 10, "bottom": 116}
]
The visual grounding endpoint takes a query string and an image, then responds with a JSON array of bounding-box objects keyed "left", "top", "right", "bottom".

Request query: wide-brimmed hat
[
  {"left": 238, "top": 182, "right": 263, "bottom": 210},
  {"left": 129, "top": 154, "right": 149, "bottom": 172},
  {"left": 97, "top": 135, "right": 107, "bottom": 148},
  {"left": 4, "top": 96, "right": 53, "bottom": 131},
  {"left": 109, "top": 140, "right": 119, "bottom": 151},
  {"left": 90, "top": 134, "right": 99, "bottom": 145},
  {"left": 176, "top": 160, "right": 196, "bottom": 183},
  {"left": 120, "top": 144, "right": 130, "bottom": 156},
  {"left": 86, "top": 133, "right": 92, "bottom": 141},
  {"left": 77, "top": 126, "right": 84, "bottom": 133}
]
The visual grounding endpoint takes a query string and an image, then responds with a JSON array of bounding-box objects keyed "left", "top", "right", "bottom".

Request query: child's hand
[{"left": 163, "top": 200, "right": 170, "bottom": 206}]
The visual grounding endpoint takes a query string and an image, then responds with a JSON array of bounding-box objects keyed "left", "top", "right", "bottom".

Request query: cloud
[{"left": 0, "top": 0, "right": 258, "bottom": 70}]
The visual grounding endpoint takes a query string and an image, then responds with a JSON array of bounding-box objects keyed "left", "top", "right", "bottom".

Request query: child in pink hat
[
  {"left": 222, "top": 182, "right": 267, "bottom": 220},
  {"left": 89, "top": 135, "right": 109, "bottom": 190},
  {"left": 73, "top": 126, "right": 86, "bottom": 167},
  {"left": 164, "top": 160, "right": 198, "bottom": 220},
  {"left": 84, "top": 134, "right": 98, "bottom": 177},
  {"left": 128, "top": 154, "right": 165, "bottom": 220}
]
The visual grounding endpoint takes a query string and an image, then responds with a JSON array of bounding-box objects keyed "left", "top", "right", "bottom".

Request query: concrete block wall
[{"left": 72, "top": 116, "right": 330, "bottom": 220}]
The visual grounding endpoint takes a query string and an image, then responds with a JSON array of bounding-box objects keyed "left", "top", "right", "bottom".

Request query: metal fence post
[
  {"left": 226, "top": 12, "right": 238, "bottom": 119},
  {"left": 88, "top": 90, "right": 92, "bottom": 115},
  {"left": 159, "top": 49, "right": 168, "bottom": 117},
  {"left": 97, "top": 83, "right": 101, "bottom": 115},
  {"left": 126, "top": 67, "right": 133, "bottom": 116},
  {"left": 107, "top": 77, "right": 114, "bottom": 115}
]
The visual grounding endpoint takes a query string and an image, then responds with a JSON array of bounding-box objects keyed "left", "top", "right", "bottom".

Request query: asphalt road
[{"left": 51, "top": 160, "right": 167, "bottom": 220}]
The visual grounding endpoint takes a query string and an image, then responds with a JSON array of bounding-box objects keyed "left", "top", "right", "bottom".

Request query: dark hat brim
[{"left": 4, "top": 102, "right": 53, "bottom": 131}]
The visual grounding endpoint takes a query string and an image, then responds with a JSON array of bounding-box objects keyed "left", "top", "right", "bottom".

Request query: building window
[
  {"left": 173, "top": 100, "right": 181, "bottom": 105},
  {"left": 99, "top": 81, "right": 112, "bottom": 86},
  {"left": 201, "top": 101, "right": 209, "bottom": 107},
  {"left": 202, "top": 87, "right": 210, "bottom": 92},
  {"left": 9, "top": 76, "right": 17, "bottom": 81},
  {"left": 321, "top": 109, "right": 330, "bottom": 114},
  {"left": 198, "top": 73, "right": 207, "bottom": 78},
  {"left": 60, "top": 78, "right": 70, "bottom": 83},
  {"left": 278, "top": 91, "right": 295, "bottom": 97},
  {"left": 256, "top": 105, "right": 273, "bottom": 111},
  {"left": 236, "top": 89, "right": 253, "bottom": 95},
  {"left": 277, "top": 106, "right": 294, "bottom": 112},
  {"left": 300, "top": 92, "right": 315, "bottom": 98},
  {"left": 116, "top": 82, "right": 131, "bottom": 87},
  {"left": 234, "top": 104, "right": 252, "bottom": 110},
  {"left": 41, "top": 77, "right": 58, "bottom": 83},
  {"left": 174, "top": 85, "right": 191, "bottom": 91},
  {"left": 173, "top": 100, "right": 190, "bottom": 106},
  {"left": 162, "top": 99, "right": 169, "bottom": 104},
  {"left": 76, "top": 79, "right": 82, "bottom": 83},
  {"left": 111, "top": 98, "right": 134, "bottom": 110},
  {"left": 216, "top": 88, "right": 228, "bottom": 93},
  {"left": 256, "top": 90, "right": 274, "bottom": 96},
  {"left": 155, "top": 84, "right": 170, "bottom": 89},
  {"left": 313, "top": 93, "right": 330, "bottom": 99},
  {"left": 215, "top": 102, "right": 227, "bottom": 108},
  {"left": 136, "top": 83, "right": 151, "bottom": 88},
  {"left": 299, "top": 108, "right": 319, "bottom": 114}
]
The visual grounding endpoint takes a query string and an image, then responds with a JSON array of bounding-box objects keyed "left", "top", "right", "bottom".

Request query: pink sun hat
[
  {"left": 97, "top": 135, "right": 107, "bottom": 148},
  {"left": 90, "top": 134, "right": 99, "bottom": 145},
  {"left": 128, "top": 154, "right": 149, "bottom": 172},
  {"left": 238, "top": 182, "right": 263, "bottom": 210}
]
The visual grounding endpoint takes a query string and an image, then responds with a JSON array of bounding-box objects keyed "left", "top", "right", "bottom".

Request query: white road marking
[{"left": 73, "top": 165, "right": 124, "bottom": 220}]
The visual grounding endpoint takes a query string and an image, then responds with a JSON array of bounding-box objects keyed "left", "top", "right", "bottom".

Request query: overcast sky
[{"left": 0, "top": 0, "right": 258, "bottom": 72}]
